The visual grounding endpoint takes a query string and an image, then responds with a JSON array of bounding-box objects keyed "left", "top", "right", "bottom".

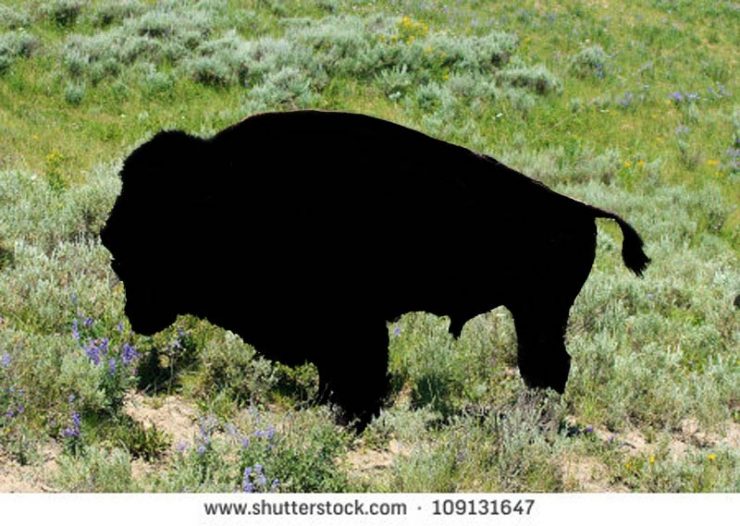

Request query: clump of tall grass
[
  {"left": 387, "top": 394, "right": 566, "bottom": 491},
  {"left": 56, "top": 446, "right": 136, "bottom": 491}
]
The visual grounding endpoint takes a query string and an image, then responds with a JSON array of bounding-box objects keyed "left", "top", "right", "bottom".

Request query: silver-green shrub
[
  {"left": 497, "top": 63, "right": 562, "bottom": 95},
  {"left": 0, "top": 4, "right": 31, "bottom": 30},
  {"left": 89, "top": 0, "right": 144, "bottom": 27},
  {"left": 43, "top": 0, "right": 85, "bottom": 28},
  {"left": 570, "top": 44, "right": 609, "bottom": 79},
  {"left": 0, "top": 30, "right": 39, "bottom": 74}
]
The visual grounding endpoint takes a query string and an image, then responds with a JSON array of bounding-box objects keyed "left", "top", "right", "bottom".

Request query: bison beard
[{"left": 100, "top": 110, "right": 650, "bottom": 429}]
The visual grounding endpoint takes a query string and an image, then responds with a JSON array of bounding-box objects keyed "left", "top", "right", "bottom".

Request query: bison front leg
[
  {"left": 315, "top": 320, "right": 390, "bottom": 430},
  {"left": 510, "top": 303, "right": 572, "bottom": 393}
]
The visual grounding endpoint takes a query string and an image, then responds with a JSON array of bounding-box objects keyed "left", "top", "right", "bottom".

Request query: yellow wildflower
[
  {"left": 706, "top": 159, "right": 720, "bottom": 167},
  {"left": 707, "top": 453, "right": 717, "bottom": 462},
  {"left": 398, "top": 15, "right": 429, "bottom": 43},
  {"left": 637, "top": 159, "right": 645, "bottom": 168},
  {"left": 623, "top": 160, "right": 632, "bottom": 168},
  {"left": 648, "top": 455, "right": 655, "bottom": 465}
]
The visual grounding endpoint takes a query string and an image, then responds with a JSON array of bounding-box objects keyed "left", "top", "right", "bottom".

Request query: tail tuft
[
  {"left": 585, "top": 205, "right": 650, "bottom": 276},
  {"left": 610, "top": 215, "right": 650, "bottom": 276}
]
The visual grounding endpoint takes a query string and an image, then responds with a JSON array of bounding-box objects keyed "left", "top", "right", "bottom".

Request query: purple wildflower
[
  {"left": 393, "top": 325, "right": 401, "bottom": 336},
  {"left": 71, "top": 319, "right": 79, "bottom": 341},
  {"left": 62, "top": 411, "right": 81, "bottom": 438},
  {"left": 175, "top": 441, "right": 188, "bottom": 453},
  {"left": 196, "top": 444, "right": 207, "bottom": 455},
  {"left": 121, "top": 343, "right": 138, "bottom": 365},
  {"left": 17, "top": 404, "right": 24, "bottom": 415},
  {"left": 5, "top": 409, "right": 15, "bottom": 419},
  {"left": 85, "top": 341, "right": 101, "bottom": 365},
  {"left": 108, "top": 358, "right": 117, "bottom": 375},
  {"left": 726, "top": 147, "right": 740, "bottom": 171},
  {"left": 584, "top": 425, "right": 594, "bottom": 434},
  {"left": 84, "top": 317, "right": 94, "bottom": 328},
  {"left": 675, "top": 124, "right": 690, "bottom": 135},
  {"left": 271, "top": 479, "right": 280, "bottom": 490},
  {"left": 669, "top": 91, "right": 683, "bottom": 102},
  {"left": 242, "top": 466, "right": 255, "bottom": 493},
  {"left": 617, "top": 91, "right": 634, "bottom": 108},
  {"left": 198, "top": 415, "right": 217, "bottom": 441},
  {"left": 266, "top": 425, "right": 275, "bottom": 441},
  {"left": 1, "top": 352, "right": 10, "bottom": 368},
  {"left": 240, "top": 437, "right": 251, "bottom": 449},
  {"left": 116, "top": 322, "right": 124, "bottom": 333}
]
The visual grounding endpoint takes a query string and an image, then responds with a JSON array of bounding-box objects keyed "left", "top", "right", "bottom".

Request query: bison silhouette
[{"left": 100, "top": 110, "right": 649, "bottom": 428}]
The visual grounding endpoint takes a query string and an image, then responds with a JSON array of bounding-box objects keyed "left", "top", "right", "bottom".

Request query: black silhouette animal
[{"left": 100, "top": 110, "right": 649, "bottom": 428}]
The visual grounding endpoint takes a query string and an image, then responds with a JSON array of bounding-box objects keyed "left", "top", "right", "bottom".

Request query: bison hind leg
[{"left": 510, "top": 303, "right": 573, "bottom": 393}]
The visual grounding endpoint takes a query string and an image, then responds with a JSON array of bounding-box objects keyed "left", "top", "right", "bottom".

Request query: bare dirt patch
[
  {"left": 561, "top": 454, "right": 622, "bottom": 492},
  {"left": 0, "top": 442, "right": 60, "bottom": 493},
  {"left": 593, "top": 419, "right": 740, "bottom": 462},
  {"left": 346, "top": 439, "right": 409, "bottom": 473},
  {"left": 343, "top": 438, "right": 412, "bottom": 488},
  {"left": 123, "top": 392, "right": 199, "bottom": 452}
]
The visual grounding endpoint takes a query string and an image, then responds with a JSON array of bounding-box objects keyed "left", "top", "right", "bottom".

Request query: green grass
[{"left": 0, "top": 0, "right": 737, "bottom": 492}]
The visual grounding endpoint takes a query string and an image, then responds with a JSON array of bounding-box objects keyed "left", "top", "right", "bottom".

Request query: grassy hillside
[{"left": 0, "top": 0, "right": 737, "bottom": 492}]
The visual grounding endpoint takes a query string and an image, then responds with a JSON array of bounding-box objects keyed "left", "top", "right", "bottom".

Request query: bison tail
[{"left": 590, "top": 208, "right": 650, "bottom": 276}]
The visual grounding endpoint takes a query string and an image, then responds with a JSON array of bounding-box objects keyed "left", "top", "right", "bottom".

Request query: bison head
[{"left": 101, "top": 130, "right": 208, "bottom": 335}]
